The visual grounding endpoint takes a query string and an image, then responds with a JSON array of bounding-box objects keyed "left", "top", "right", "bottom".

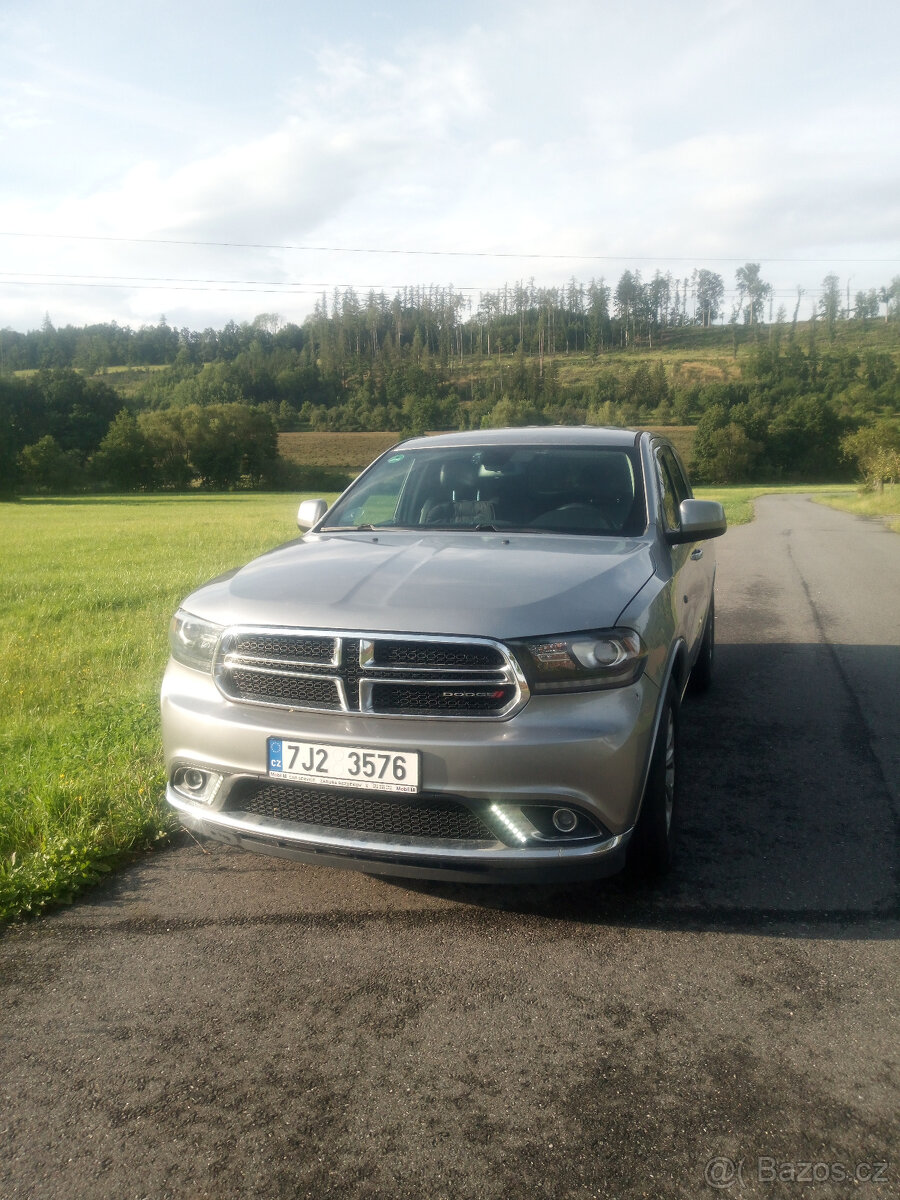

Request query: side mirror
[
  {"left": 297, "top": 498, "right": 328, "bottom": 530},
  {"left": 667, "top": 498, "right": 727, "bottom": 545}
]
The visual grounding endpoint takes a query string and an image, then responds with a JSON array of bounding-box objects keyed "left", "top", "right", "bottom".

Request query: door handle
[{"left": 690, "top": 547, "right": 703, "bottom": 560}]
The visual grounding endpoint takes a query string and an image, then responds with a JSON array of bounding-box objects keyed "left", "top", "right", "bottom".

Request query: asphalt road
[{"left": 2, "top": 495, "right": 899, "bottom": 1200}]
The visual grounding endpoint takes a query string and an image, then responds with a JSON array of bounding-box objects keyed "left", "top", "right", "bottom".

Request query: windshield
[{"left": 321, "top": 444, "right": 646, "bottom": 537}]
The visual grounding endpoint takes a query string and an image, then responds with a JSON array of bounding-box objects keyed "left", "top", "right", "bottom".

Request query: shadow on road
[{"left": 384, "top": 642, "right": 900, "bottom": 937}]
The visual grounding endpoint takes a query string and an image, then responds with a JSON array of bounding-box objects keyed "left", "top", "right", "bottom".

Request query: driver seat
[{"left": 420, "top": 461, "right": 496, "bottom": 526}]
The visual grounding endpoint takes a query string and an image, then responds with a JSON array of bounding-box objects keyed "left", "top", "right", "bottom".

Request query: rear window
[{"left": 323, "top": 445, "right": 646, "bottom": 537}]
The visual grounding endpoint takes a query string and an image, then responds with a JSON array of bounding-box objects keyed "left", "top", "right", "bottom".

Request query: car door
[{"left": 654, "top": 443, "right": 712, "bottom": 659}]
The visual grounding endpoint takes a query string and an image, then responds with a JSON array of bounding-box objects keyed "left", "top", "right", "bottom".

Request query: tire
[
  {"left": 627, "top": 684, "right": 680, "bottom": 880},
  {"left": 689, "top": 594, "right": 715, "bottom": 695}
]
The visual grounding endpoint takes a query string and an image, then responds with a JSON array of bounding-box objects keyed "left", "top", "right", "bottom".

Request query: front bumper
[
  {"left": 161, "top": 659, "right": 659, "bottom": 882},
  {"left": 169, "top": 790, "right": 632, "bottom": 883}
]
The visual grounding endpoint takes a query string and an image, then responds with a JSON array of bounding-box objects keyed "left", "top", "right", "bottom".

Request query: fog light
[
  {"left": 552, "top": 807, "right": 579, "bottom": 834},
  {"left": 172, "top": 766, "right": 224, "bottom": 805}
]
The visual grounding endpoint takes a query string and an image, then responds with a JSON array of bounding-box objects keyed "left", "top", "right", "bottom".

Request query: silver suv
[{"left": 162, "top": 427, "right": 725, "bottom": 883}]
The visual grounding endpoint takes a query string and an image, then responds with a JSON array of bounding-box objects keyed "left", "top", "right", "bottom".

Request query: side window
[
  {"left": 655, "top": 448, "right": 685, "bottom": 531},
  {"left": 662, "top": 446, "right": 692, "bottom": 502}
]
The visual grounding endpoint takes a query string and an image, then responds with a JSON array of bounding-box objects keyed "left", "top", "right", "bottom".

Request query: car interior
[{"left": 327, "top": 446, "right": 648, "bottom": 537}]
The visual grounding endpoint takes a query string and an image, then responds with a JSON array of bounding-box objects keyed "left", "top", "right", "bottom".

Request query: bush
[
  {"left": 135, "top": 402, "right": 279, "bottom": 489},
  {"left": 17, "top": 435, "right": 84, "bottom": 493},
  {"left": 90, "top": 411, "right": 158, "bottom": 490},
  {"left": 263, "top": 456, "right": 353, "bottom": 492},
  {"left": 842, "top": 423, "right": 900, "bottom": 491}
]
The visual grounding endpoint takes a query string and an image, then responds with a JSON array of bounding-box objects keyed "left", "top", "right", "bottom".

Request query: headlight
[
  {"left": 168, "top": 609, "right": 223, "bottom": 672},
  {"left": 508, "top": 628, "right": 647, "bottom": 693}
]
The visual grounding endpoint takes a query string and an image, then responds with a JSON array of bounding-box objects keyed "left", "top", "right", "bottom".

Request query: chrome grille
[
  {"left": 229, "top": 632, "right": 337, "bottom": 664},
  {"left": 227, "top": 670, "right": 342, "bottom": 710},
  {"left": 214, "top": 628, "right": 527, "bottom": 718},
  {"left": 373, "top": 640, "right": 505, "bottom": 669},
  {"left": 370, "top": 682, "right": 518, "bottom": 714},
  {"left": 231, "top": 782, "right": 495, "bottom": 841}
]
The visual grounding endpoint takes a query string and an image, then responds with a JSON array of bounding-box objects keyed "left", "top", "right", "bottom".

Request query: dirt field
[
  {"left": 278, "top": 432, "right": 404, "bottom": 470},
  {"left": 279, "top": 426, "right": 697, "bottom": 470}
]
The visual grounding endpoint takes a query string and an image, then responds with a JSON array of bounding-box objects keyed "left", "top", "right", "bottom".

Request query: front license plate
[{"left": 267, "top": 738, "right": 420, "bottom": 794}]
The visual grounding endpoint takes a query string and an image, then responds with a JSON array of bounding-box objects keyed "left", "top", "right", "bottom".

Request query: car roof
[{"left": 397, "top": 426, "right": 643, "bottom": 451}]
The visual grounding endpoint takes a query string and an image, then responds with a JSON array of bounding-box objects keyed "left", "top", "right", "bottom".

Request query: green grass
[
  {"left": 694, "top": 484, "right": 857, "bottom": 527},
  {"left": 0, "top": 493, "right": 337, "bottom": 923},
  {"left": 814, "top": 488, "right": 900, "bottom": 532}
]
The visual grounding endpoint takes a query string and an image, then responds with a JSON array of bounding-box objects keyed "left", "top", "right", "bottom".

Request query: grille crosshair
[{"left": 215, "top": 629, "right": 526, "bottom": 719}]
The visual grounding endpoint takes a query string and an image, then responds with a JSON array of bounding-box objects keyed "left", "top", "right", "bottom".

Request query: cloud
[
  {"left": 13, "top": 30, "right": 486, "bottom": 245},
  {"left": 2, "top": 0, "right": 899, "bottom": 331}
]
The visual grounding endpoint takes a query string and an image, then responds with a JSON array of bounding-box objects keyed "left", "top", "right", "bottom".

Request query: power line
[
  {"left": 0, "top": 271, "right": 484, "bottom": 293},
  {"left": 0, "top": 270, "right": 854, "bottom": 299},
  {"left": 1, "top": 229, "right": 898, "bottom": 264},
  {"left": 0, "top": 276, "right": 846, "bottom": 302},
  {"left": 0, "top": 280, "right": 338, "bottom": 296}
]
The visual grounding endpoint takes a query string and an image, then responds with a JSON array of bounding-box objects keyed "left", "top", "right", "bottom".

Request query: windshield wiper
[{"left": 413, "top": 522, "right": 501, "bottom": 532}]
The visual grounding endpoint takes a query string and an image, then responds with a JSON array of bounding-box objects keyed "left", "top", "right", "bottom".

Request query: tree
[
  {"left": 138, "top": 409, "right": 192, "bottom": 488},
  {"left": 17, "top": 435, "right": 83, "bottom": 492},
  {"left": 91, "top": 410, "right": 157, "bottom": 490},
  {"left": 876, "top": 278, "right": 900, "bottom": 322},
  {"left": 865, "top": 351, "right": 895, "bottom": 391},
  {"left": 789, "top": 286, "right": 805, "bottom": 341},
  {"left": 0, "top": 420, "right": 17, "bottom": 493},
  {"left": 614, "top": 271, "right": 643, "bottom": 345},
  {"left": 842, "top": 422, "right": 900, "bottom": 492},
  {"left": 179, "top": 404, "right": 278, "bottom": 488},
  {"left": 855, "top": 289, "right": 879, "bottom": 324},
  {"left": 251, "top": 313, "right": 282, "bottom": 335},
  {"left": 648, "top": 271, "right": 672, "bottom": 330},
  {"left": 820, "top": 274, "right": 842, "bottom": 341},
  {"left": 692, "top": 407, "right": 762, "bottom": 483},
  {"left": 767, "top": 394, "right": 842, "bottom": 477},
  {"left": 695, "top": 270, "right": 725, "bottom": 327},
  {"left": 29, "top": 369, "right": 122, "bottom": 456},
  {"left": 586, "top": 279, "right": 611, "bottom": 353},
  {"left": 401, "top": 394, "right": 441, "bottom": 436},
  {"left": 735, "top": 263, "right": 772, "bottom": 325},
  {"left": 480, "top": 397, "right": 546, "bottom": 429}
]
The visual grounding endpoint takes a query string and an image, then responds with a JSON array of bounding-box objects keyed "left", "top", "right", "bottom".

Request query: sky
[{"left": 1, "top": 0, "right": 898, "bottom": 334}]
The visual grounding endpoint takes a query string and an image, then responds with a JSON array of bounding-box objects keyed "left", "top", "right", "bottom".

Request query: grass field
[
  {"left": 0, "top": 481, "right": 863, "bottom": 922},
  {"left": 813, "top": 488, "right": 900, "bottom": 532},
  {"left": 0, "top": 494, "right": 334, "bottom": 922},
  {"left": 695, "top": 483, "right": 856, "bottom": 526}
]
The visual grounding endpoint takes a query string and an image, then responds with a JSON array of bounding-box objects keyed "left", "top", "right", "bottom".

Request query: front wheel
[{"left": 627, "top": 684, "right": 680, "bottom": 879}]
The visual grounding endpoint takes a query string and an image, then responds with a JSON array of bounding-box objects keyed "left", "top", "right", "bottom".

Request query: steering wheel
[
  {"left": 556, "top": 501, "right": 614, "bottom": 530},
  {"left": 533, "top": 504, "right": 615, "bottom": 532}
]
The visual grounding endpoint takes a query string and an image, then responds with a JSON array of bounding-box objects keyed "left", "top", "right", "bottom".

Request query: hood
[{"left": 182, "top": 530, "right": 655, "bottom": 640}]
